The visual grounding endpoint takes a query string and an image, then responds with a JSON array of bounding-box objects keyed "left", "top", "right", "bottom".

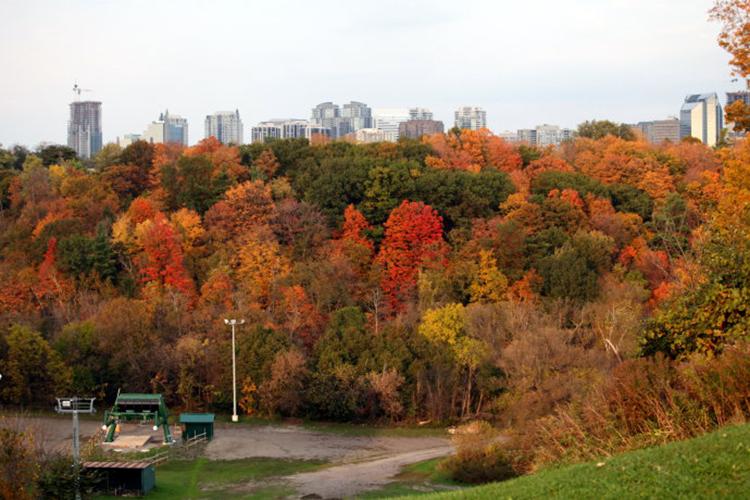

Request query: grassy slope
[{"left": 406, "top": 424, "right": 750, "bottom": 499}]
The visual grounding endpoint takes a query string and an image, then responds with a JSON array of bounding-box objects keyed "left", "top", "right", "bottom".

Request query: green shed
[
  {"left": 83, "top": 461, "right": 155, "bottom": 496},
  {"left": 179, "top": 413, "right": 215, "bottom": 441}
]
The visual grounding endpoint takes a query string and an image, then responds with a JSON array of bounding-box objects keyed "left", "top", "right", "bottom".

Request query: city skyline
[{"left": 0, "top": 0, "right": 737, "bottom": 147}]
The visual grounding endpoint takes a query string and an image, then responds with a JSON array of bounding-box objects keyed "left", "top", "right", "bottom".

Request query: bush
[
  {"left": 0, "top": 427, "right": 39, "bottom": 499},
  {"left": 442, "top": 421, "right": 518, "bottom": 484},
  {"left": 509, "top": 342, "right": 750, "bottom": 472}
]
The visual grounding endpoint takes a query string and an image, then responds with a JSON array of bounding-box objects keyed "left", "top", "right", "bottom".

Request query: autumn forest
[{"left": 2, "top": 4, "right": 750, "bottom": 487}]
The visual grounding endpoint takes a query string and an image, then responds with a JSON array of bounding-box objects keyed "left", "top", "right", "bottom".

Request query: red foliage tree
[
  {"left": 377, "top": 201, "right": 447, "bottom": 311},
  {"left": 138, "top": 214, "right": 194, "bottom": 297}
]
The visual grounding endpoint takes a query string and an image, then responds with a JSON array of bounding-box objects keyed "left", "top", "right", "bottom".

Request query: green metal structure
[
  {"left": 179, "top": 413, "right": 215, "bottom": 441},
  {"left": 103, "top": 392, "right": 174, "bottom": 444},
  {"left": 83, "top": 461, "right": 156, "bottom": 496}
]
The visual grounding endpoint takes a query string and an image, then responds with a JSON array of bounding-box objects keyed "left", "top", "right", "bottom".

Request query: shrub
[
  {"left": 442, "top": 421, "right": 517, "bottom": 484},
  {"left": 0, "top": 427, "right": 39, "bottom": 500},
  {"left": 258, "top": 348, "right": 309, "bottom": 416},
  {"left": 509, "top": 343, "right": 750, "bottom": 472}
]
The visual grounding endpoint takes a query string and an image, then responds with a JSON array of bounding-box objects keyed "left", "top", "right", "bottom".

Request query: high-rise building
[
  {"left": 353, "top": 128, "right": 387, "bottom": 143},
  {"left": 117, "top": 133, "right": 142, "bottom": 148},
  {"left": 205, "top": 110, "right": 243, "bottom": 144},
  {"left": 311, "top": 101, "right": 372, "bottom": 138},
  {"left": 515, "top": 125, "right": 572, "bottom": 147},
  {"left": 373, "top": 108, "right": 410, "bottom": 141},
  {"left": 251, "top": 119, "right": 332, "bottom": 143},
  {"left": 311, "top": 102, "right": 340, "bottom": 135},
  {"left": 68, "top": 101, "right": 102, "bottom": 159},
  {"left": 251, "top": 120, "right": 284, "bottom": 143},
  {"left": 536, "top": 124, "right": 562, "bottom": 147},
  {"left": 634, "top": 118, "right": 680, "bottom": 144},
  {"left": 516, "top": 129, "right": 537, "bottom": 145},
  {"left": 680, "top": 93, "right": 722, "bottom": 146},
  {"left": 409, "top": 107, "right": 433, "bottom": 121},
  {"left": 399, "top": 120, "right": 445, "bottom": 139},
  {"left": 534, "top": 124, "right": 574, "bottom": 146},
  {"left": 142, "top": 110, "right": 188, "bottom": 145},
  {"left": 164, "top": 111, "right": 188, "bottom": 145},
  {"left": 142, "top": 121, "right": 165, "bottom": 144},
  {"left": 497, "top": 131, "right": 517, "bottom": 142},
  {"left": 342, "top": 101, "right": 373, "bottom": 131},
  {"left": 454, "top": 106, "right": 487, "bottom": 130}
]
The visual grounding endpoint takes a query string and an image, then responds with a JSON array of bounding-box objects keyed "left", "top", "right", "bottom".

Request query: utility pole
[
  {"left": 56, "top": 397, "right": 95, "bottom": 500},
  {"left": 224, "top": 318, "right": 245, "bottom": 422}
]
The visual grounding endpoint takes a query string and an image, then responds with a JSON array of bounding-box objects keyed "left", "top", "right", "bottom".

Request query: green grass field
[
  {"left": 359, "top": 458, "right": 461, "bottom": 498},
  {"left": 93, "top": 457, "right": 326, "bottom": 499},
  {"left": 402, "top": 423, "right": 750, "bottom": 499}
]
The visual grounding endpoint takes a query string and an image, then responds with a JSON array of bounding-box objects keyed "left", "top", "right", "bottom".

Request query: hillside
[{"left": 408, "top": 424, "right": 750, "bottom": 499}]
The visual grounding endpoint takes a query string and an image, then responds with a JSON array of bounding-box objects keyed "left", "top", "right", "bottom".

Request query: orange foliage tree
[
  {"left": 571, "top": 136, "right": 675, "bottom": 199},
  {"left": 341, "top": 204, "right": 373, "bottom": 253},
  {"left": 278, "top": 285, "right": 324, "bottom": 350},
  {"left": 185, "top": 137, "right": 247, "bottom": 183},
  {"left": 423, "top": 129, "right": 522, "bottom": 173},
  {"left": 253, "top": 149, "right": 281, "bottom": 179},
  {"left": 204, "top": 180, "right": 277, "bottom": 242}
]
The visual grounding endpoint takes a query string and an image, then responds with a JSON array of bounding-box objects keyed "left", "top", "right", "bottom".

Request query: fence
[{"left": 148, "top": 431, "right": 208, "bottom": 465}]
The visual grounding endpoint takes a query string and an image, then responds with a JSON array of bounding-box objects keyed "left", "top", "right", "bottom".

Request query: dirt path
[
  {"left": 206, "top": 424, "right": 454, "bottom": 497},
  {"left": 206, "top": 422, "right": 450, "bottom": 463},
  {"left": 287, "top": 444, "right": 455, "bottom": 498}
]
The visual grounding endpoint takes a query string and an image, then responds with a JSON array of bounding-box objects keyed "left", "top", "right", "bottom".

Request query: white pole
[
  {"left": 73, "top": 408, "right": 81, "bottom": 500},
  {"left": 231, "top": 321, "right": 238, "bottom": 423}
]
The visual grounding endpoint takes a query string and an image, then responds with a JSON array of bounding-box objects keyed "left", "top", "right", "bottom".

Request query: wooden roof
[{"left": 82, "top": 461, "right": 153, "bottom": 469}]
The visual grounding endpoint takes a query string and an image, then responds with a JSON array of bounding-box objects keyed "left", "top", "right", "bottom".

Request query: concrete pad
[{"left": 102, "top": 434, "right": 151, "bottom": 449}]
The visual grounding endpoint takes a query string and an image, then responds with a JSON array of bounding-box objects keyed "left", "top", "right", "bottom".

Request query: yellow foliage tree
[
  {"left": 418, "top": 303, "right": 488, "bottom": 417},
  {"left": 469, "top": 249, "right": 508, "bottom": 304},
  {"left": 236, "top": 233, "right": 291, "bottom": 306}
]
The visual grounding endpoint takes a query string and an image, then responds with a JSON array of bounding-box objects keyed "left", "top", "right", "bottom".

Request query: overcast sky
[{"left": 0, "top": 0, "right": 739, "bottom": 147}]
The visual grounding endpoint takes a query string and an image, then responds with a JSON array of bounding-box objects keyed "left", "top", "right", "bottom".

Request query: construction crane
[{"left": 72, "top": 83, "right": 92, "bottom": 99}]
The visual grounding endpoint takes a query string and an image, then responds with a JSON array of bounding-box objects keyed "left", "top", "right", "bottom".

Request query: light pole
[
  {"left": 224, "top": 318, "right": 245, "bottom": 422},
  {"left": 55, "top": 397, "right": 95, "bottom": 500}
]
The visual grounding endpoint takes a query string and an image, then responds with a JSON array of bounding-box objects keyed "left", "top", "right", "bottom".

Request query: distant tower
[
  {"left": 68, "top": 100, "right": 102, "bottom": 159},
  {"left": 454, "top": 106, "right": 487, "bottom": 130},
  {"left": 205, "top": 109, "right": 243, "bottom": 144},
  {"left": 409, "top": 107, "right": 433, "bottom": 121},
  {"left": 311, "top": 102, "right": 344, "bottom": 138},
  {"left": 143, "top": 110, "right": 189, "bottom": 145},
  {"left": 680, "top": 93, "right": 722, "bottom": 146}
]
